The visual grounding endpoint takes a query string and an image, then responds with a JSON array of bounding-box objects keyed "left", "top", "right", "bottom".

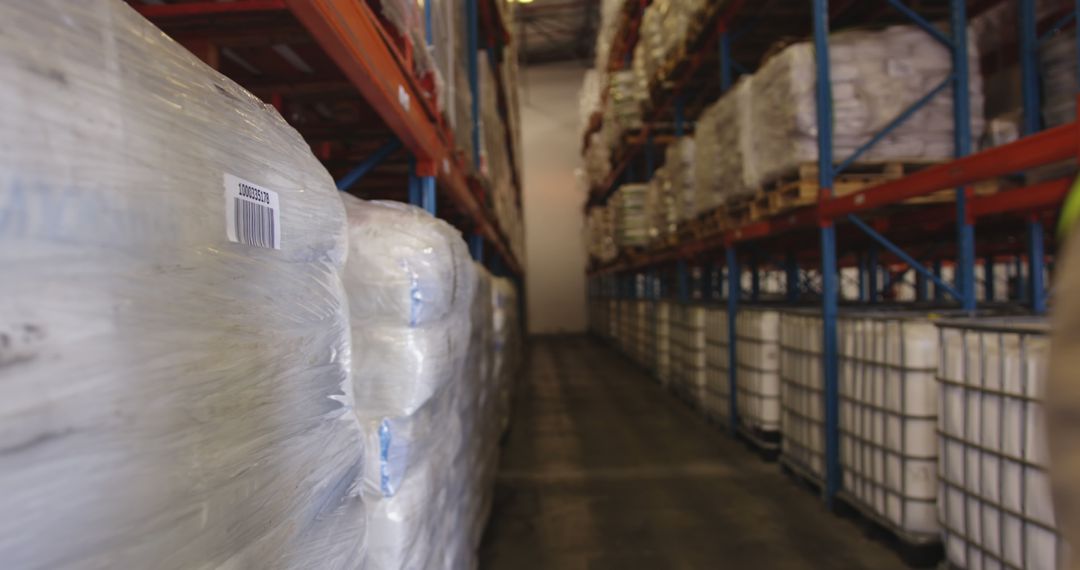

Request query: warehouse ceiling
[{"left": 514, "top": 0, "right": 600, "bottom": 65}]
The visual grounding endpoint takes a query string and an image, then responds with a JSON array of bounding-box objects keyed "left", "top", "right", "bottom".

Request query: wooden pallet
[
  {"left": 698, "top": 206, "right": 730, "bottom": 236},
  {"left": 754, "top": 161, "right": 1000, "bottom": 218}
]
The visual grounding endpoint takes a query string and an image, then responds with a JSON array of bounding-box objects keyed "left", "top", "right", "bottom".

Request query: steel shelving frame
[
  {"left": 587, "top": 0, "right": 1079, "bottom": 507},
  {"left": 133, "top": 0, "right": 523, "bottom": 276}
]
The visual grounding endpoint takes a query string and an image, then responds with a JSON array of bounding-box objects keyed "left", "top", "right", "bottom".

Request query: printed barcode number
[
  {"left": 234, "top": 198, "right": 276, "bottom": 248},
  {"left": 224, "top": 174, "right": 282, "bottom": 250}
]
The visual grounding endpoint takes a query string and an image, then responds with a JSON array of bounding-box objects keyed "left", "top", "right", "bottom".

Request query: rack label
[{"left": 224, "top": 174, "right": 281, "bottom": 250}]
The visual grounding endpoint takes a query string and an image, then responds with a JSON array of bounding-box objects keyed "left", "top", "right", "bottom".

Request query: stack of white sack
[
  {"left": 749, "top": 25, "right": 985, "bottom": 188},
  {"left": 613, "top": 183, "right": 651, "bottom": 248},
  {"left": 592, "top": 0, "right": 627, "bottom": 79},
  {"left": 492, "top": 277, "right": 523, "bottom": 436},
  {"left": 638, "top": 3, "right": 664, "bottom": 81},
  {"left": 666, "top": 136, "right": 697, "bottom": 221},
  {"left": 586, "top": 205, "right": 619, "bottom": 263},
  {"left": 608, "top": 69, "right": 645, "bottom": 137},
  {"left": 377, "top": 0, "right": 441, "bottom": 111},
  {"left": 0, "top": 1, "right": 367, "bottom": 568},
  {"left": 1040, "top": 30, "right": 1078, "bottom": 128},
  {"left": 585, "top": 131, "right": 613, "bottom": 187},
  {"left": 645, "top": 165, "right": 677, "bottom": 243},
  {"left": 580, "top": 69, "right": 603, "bottom": 132},
  {"left": 695, "top": 77, "right": 757, "bottom": 208},
  {"left": 342, "top": 197, "right": 481, "bottom": 570}
]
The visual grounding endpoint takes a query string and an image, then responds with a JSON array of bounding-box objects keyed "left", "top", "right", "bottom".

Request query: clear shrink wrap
[
  {"left": 613, "top": 183, "right": 650, "bottom": 248},
  {"left": 492, "top": 276, "right": 522, "bottom": 436},
  {"left": 749, "top": 26, "right": 985, "bottom": 188},
  {"left": 666, "top": 136, "right": 698, "bottom": 221},
  {"left": 645, "top": 165, "right": 676, "bottom": 243},
  {"left": 1040, "top": 30, "right": 1078, "bottom": 128},
  {"left": 695, "top": 77, "right": 757, "bottom": 206},
  {"left": 341, "top": 197, "right": 482, "bottom": 570},
  {"left": 0, "top": 1, "right": 367, "bottom": 568}
]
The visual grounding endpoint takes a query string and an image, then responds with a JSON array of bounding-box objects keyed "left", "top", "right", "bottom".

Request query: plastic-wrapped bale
[
  {"left": 735, "top": 308, "right": 783, "bottom": 451},
  {"left": 586, "top": 205, "right": 618, "bottom": 264},
  {"left": 937, "top": 318, "right": 1061, "bottom": 570},
  {"left": 613, "top": 183, "right": 650, "bottom": 248},
  {"left": 666, "top": 136, "right": 698, "bottom": 221},
  {"left": 671, "top": 304, "right": 707, "bottom": 406},
  {"left": 0, "top": 1, "right": 367, "bottom": 568},
  {"left": 779, "top": 309, "right": 827, "bottom": 482},
  {"left": 695, "top": 77, "right": 757, "bottom": 207},
  {"left": 748, "top": 25, "right": 985, "bottom": 189},
  {"left": 341, "top": 197, "right": 479, "bottom": 570},
  {"left": 585, "top": 131, "right": 614, "bottom": 188},
  {"left": 491, "top": 276, "right": 521, "bottom": 437},
  {"left": 1040, "top": 30, "right": 1078, "bottom": 128},
  {"left": 645, "top": 165, "right": 677, "bottom": 244},
  {"left": 609, "top": 69, "right": 644, "bottom": 133},
  {"left": 378, "top": 0, "right": 440, "bottom": 108},
  {"left": 656, "top": 301, "right": 674, "bottom": 385},
  {"left": 459, "top": 265, "right": 500, "bottom": 564},
  {"left": 705, "top": 306, "right": 732, "bottom": 422},
  {"left": 837, "top": 311, "right": 940, "bottom": 542}
]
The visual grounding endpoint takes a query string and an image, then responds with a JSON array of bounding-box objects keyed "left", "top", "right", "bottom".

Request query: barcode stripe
[{"left": 234, "top": 197, "right": 275, "bottom": 249}]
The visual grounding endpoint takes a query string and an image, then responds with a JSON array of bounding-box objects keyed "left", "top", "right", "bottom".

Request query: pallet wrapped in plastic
[
  {"left": 1040, "top": 30, "right": 1078, "bottom": 128},
  {"left": 613, "top": 183, "right": 650, "bottom": 248},
  {"left": 492, "top": 276, "right": 522, "bottom": 435},
  {"left": 748, "top": 25, "right": 985, "bottom": 188},
  {"left": 695, "top": 77, "right": 757, "bottom": 207},
  {"left": 645, "top": 165, "right": 676, "bottom": 243},
  {"left": 341, "top": 197, "right": 480, "bottom": 570},
  {"left": 666, "top": 136, "right": 698, "bottom": 221},
  {"left": 937, "top": 318, "right": 1062, "bottom": 570},
  {"left": 0, "top": 1, "right": 367, "bottom": 568}
]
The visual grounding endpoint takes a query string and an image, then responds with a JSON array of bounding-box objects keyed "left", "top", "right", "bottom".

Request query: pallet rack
[
  {"left": 586, "top": 0, "right": 1079, "bottom": 508},
  {"left": 129, "top": 0, "right": 523, "bottom": 277}
]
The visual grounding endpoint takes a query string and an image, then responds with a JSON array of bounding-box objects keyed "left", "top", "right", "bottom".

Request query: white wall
[{"left": 519, "top": 62, "right": 589, "bottom": 335}]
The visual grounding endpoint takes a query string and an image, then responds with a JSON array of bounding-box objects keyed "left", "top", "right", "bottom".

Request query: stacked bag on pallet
[
  {"left": 637, "top": 0, "right": 709, "bottom": 83},
  {"left": 612, "top": 184, "right": 650, "bottom": 248},
  {"left": 586, "top": 205, "right": 619, "bottom": 264},
  {"left": 342, "top": 198, "right": 479, "bottom": 569},
  {"left": 1040, "top": 29, "right": 1078, "bottom": 128},
  {"left": 645, "top": 165, "right": 677, "bottom": 242},
  {"left": 694, "top": 78, "right": 757, "bottom": 207},
  {"left": 937, "top": 318, "right": 1061, "bottom": 570},
  {"left": 667, "top": 136, "right": 698, "bottom": 221},
  {"left": 0, "top": 1, "right": 369, "bottom": 566},
  {"left": 749, "top": 25, "right": 986, "bottom": 189},
  {"left": 0, "top": 3, "right": 524, "bottom": 568}
]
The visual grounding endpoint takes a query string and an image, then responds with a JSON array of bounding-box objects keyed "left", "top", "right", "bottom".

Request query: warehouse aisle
[{"left": 479, "top": 336, "right": 910, "bottom": 570}]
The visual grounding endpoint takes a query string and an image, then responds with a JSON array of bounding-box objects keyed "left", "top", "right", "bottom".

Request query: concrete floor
[{"left": 479, "top": 336, "right": 913, "bottom": 570}]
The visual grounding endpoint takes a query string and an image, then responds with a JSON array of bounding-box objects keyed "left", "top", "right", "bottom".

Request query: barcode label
[{"left": 224, "top": 174, "right": 281, "bottom": 250}]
